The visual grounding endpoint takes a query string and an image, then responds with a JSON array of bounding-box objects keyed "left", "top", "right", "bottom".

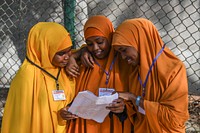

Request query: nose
[
  {"left": 93, "top": 43, "right": 99, "bottom": 51},
  {"left": 121, "top": 53, "right": 126, "bottom": 59},
  {"left": 64, "top": 51, "right": 71, "bottom": 60},
  {"left": 64, "top": 53, "right": 69, "bottom": 60}
]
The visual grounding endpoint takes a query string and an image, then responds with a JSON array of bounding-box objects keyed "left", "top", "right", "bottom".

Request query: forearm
[
  {"left": 72, "top": 44, "right": 87, "bottom": 60},
  {"left": 71, "top": 49, "right": 82, "bottom": 60}
]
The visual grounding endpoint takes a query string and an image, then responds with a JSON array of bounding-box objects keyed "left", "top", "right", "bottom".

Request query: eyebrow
[
  {"left": 118, "top": 47, "right": 124, "bottom": 51},
  {"left": 95, "top": 37, "right": 103, "bottom": 40}
]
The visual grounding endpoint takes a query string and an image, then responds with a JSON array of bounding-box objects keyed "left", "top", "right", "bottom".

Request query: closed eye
[
  {"left": 86, "top": 41, "right": 93, "bottom": 46},
  {"left": 57, "top": 48, "right": 71, "bottom": 56},
  {"left": 57, "top": 52, "right": 65, "bottom": 56},
  {"left": 118, "top": 47, "right": 126, "bottom": 53},
  {"left": 97, "top": 41, "right": 104, "bottom": 45}
]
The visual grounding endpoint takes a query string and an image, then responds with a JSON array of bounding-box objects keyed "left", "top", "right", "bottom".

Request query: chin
[
  {"left": 131, "top": 62, "right": 138, "bottom": 66},
  {"left": 94, "top": 55, "right": 105, "bottom": 59},
  {"left": 59, "top": 64, "right": 66, "bottom": 68}
]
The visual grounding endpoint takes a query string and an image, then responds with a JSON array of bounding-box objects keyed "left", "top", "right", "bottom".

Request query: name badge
[
  {"left": 52, "top": 90, "right": 66, "bottom": 101},
  {"left": 99, "top": 88, "right": 115, "bottom": 97}
]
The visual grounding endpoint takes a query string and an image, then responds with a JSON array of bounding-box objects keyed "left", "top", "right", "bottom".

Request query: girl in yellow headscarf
[
  {"left": 112, "top": 18, "right": 189, "bottom": 132},
  {"left": 1, "top": 22, "right": 75, "bottom": 133}
]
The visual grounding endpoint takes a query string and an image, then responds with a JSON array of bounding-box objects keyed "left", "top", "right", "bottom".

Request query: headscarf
[
  {"left": 84, "top": 15, "right": 114, "bottom": 44},
  {"left": 1, "top": 22, "right": 75, "bottom": 133},
  {"left": 112, "top": 18, "right": 189, "bottom": 132},
  {"left": 27, "top": 22, "right": 72, "bottom": 67}
]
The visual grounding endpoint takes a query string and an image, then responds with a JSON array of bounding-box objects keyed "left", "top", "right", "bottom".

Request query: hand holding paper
[{"left": 68, "top": 90, "right": 118, "bottom": 123}]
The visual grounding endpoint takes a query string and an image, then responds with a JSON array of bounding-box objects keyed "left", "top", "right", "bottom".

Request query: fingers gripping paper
[{"left": 68, "top": 90, "right": 118, "bottom": 123}]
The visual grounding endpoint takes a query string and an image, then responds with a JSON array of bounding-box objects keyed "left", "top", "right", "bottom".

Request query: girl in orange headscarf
[
  {"left": 112, "top": 18, "right": 189, "bottom": 132},
  {"left": 1, "top": 22, "right": 75, "bottom": 133},
  {"left": 60, "top": 15, "right": 133, "bottom": 133}
]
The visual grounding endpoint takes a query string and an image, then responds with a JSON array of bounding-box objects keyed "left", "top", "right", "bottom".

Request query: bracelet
[{"left": 136, "top": 96, "right": 141, "bottom": 106}]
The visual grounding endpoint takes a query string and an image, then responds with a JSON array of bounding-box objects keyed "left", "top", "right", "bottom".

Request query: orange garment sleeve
[{"left": 144, "top": 62, "right": 189, "bottom": 132}]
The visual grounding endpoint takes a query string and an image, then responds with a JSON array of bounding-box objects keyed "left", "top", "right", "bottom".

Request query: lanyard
[
  {"left": 26, "top": 56, "right": 61, "bottom": 90},
  {"left": 138, "top": 44, "right": 166, "bottom": 97},
  {"left": 94, "top": 53, "right": 117, "bottom": 85}
]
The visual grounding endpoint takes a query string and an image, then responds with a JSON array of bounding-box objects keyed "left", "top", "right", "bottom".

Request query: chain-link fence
[{"left": 0, "top": 0, "right": 199, "bottom": 132}]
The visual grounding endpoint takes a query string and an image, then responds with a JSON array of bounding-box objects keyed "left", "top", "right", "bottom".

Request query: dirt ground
[{"left": 186, "top": 95, "right": 200, "bottom": 132}]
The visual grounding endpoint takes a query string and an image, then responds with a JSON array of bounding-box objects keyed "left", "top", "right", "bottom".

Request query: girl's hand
[
  {"left": 65, "top": 56, "right": 80, "bottom": 78},
  {"left": 118, "top": 92, "right": 136, "bottom": 101},
  {"left": 106, "top": 98, "right": 125, "bottom": 113},
  {"left": 80, "top": 47, "right": 94, "bottom": 68},
  {"left": 60, "top": 106, "right": 78, "bottom": 120}
]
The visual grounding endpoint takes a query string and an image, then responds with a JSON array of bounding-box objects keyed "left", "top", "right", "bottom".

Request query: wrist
[
  {"left": 129, "top": 93, "right": 137, "bottom": 104},
  {"left": 71, "top": 51, "right": 79, "bottom": 59},
  {"left": 135, "top": 96, "right": 141, "bottom": 106}
]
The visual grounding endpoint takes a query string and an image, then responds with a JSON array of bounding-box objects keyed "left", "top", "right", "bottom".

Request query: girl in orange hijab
[
  {"left": 112, "top": 18, "right": 189, "bottom": 132},
  {"left": 1, "top": 22, "right": 75, "bottom": 133},
  {"left": 60, "top": 15, "right": 133, "bottom": 133}
]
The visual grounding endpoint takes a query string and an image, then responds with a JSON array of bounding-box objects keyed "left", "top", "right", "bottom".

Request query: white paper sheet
[{"left": 68, "top": 90, "right": 118, "bottom": 123}]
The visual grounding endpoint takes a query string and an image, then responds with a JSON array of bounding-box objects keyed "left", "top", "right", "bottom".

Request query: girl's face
[
  {"left": 52, "top": 47, "right": 72, "bottom": 67},
  {"left": 86, "top": 36, "right": 111, "bottom": 59},
  {"left": 114, "top": 45, "right": 139, "bottom": 66}
]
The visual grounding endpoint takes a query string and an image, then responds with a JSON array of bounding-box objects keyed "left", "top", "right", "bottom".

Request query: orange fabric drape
[
  {"left": 112, "top": 18, "right": 189, "bottom": 133},
  {"left": 1, "top": 22, "right": 75, "bottom": 133},
  {"left": 66, "top": 15, "right": 133, "bottom": 133}
]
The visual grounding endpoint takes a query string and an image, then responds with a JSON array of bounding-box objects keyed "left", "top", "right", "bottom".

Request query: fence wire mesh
[{"left": 0, "top": 0, "right": 199, "bottom": 132}]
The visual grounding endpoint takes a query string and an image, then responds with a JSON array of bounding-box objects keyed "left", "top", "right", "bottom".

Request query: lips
[
  {"left": 94, "top": 50, "right": 103, "bottom": 57},
  {"left": 127, "top": 57, "right": 137, "bottom": 65},
  {"left": 125, "top": 57, "right": 131, "bottom": 64},
  {"left": 61, "top": 62, "right": 68, "bottom": 66}
]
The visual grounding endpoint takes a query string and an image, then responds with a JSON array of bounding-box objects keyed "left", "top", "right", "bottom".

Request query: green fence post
[{"left": 63, "top": 0, "right": 76, "bottom": 49}]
